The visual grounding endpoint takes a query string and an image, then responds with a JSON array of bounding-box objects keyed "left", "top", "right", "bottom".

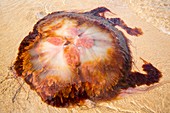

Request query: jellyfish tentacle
[
  {"left": 87, "top": 7, "right": 143, "bottom": 36},
  {"left": 85, "top": 7, "right": 111, "bottom": 17},
  {"left": 126, "top": 60, "right": 162, "bottom": 88},
  {"left": 109, "top": 18, "right": 143, "bottom": 36}
]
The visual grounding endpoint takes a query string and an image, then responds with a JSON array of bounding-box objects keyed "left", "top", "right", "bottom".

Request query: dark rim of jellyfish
[{"left": 13, "top": 7, "right": 162, "bottom": 107}]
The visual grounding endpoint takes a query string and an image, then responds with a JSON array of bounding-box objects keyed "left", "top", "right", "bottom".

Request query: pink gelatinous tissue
[
  {"left": 13, "top": 7, "right": 162, "bottom": 107},
  {"left": 46, "top": 37, "right": 65, "bottom": 46}
]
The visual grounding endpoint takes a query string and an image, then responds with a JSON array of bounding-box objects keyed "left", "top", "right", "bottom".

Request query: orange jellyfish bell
[{"left": 13, "top": 7, "right": 162, "bottom": 107}]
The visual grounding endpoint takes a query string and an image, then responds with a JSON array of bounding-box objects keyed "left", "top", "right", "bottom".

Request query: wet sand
[
  {"left": 122, "top": 0, "right": 170, "bottom": 35},
  {"left": 0, "top": 0, "right": 170, "bottom": 113}
]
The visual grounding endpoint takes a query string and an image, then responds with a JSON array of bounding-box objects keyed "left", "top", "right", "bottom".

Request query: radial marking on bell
[
  {"left": 30, "top": 40, "right": 72, "bottom": 81},
  {"left": 75, "top": 36, "right": 94, "bottom": 48},
  {"left": 54, "top": 19, "right": 78, "bottom": 37}
]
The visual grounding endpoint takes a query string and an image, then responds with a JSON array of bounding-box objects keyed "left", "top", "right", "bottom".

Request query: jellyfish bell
[{"left": 13, "top": 7, "right": 162, "bottom": 107}]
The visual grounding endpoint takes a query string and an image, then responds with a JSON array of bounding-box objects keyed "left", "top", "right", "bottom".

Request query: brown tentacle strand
[
  {"left": 109, "top": 18, "right": 143, "bottom": 36},
  {"left": 86, "top": 7, "right": 143, "bottom": 36},
  {"left": 119, "top": 60, "right": 162, "bottom": 89},
  {"left": 85, "top": 7, "right": 111, "bottom": 17}
]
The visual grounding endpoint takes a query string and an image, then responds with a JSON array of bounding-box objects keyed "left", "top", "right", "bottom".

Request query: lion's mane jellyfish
[{"left": 13, "top": 7, "right": 162, "bottom": 107}]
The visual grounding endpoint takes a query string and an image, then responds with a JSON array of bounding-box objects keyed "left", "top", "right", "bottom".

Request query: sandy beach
[{"left": 0, "top": 0, "right": 170, "bottom": 113}]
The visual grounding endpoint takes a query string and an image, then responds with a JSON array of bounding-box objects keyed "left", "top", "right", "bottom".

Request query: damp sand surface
[{"left": 0, "top": 0, "right": 170, "bottom": 113}]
